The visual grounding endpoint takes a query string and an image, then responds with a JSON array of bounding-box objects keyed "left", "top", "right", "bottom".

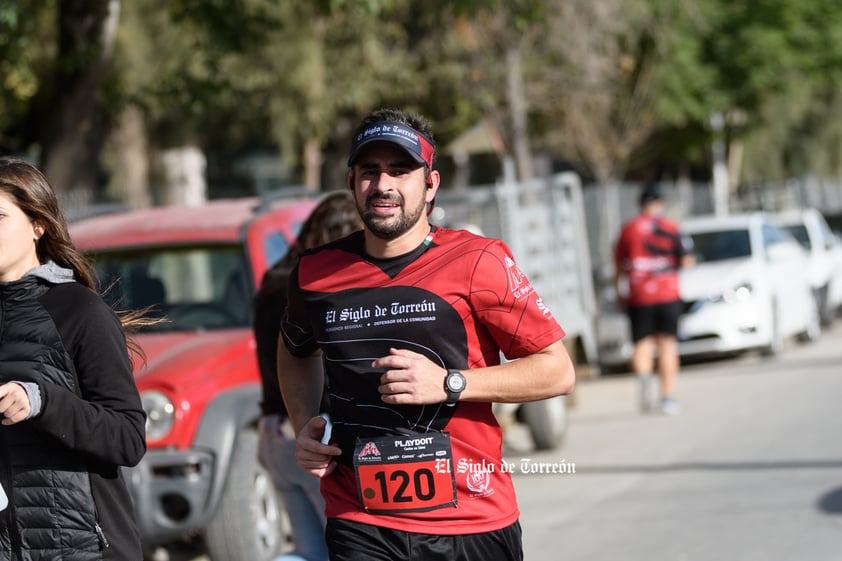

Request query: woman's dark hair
[
  {"left": 0, "top": 157, "right": 96, "bottom": 289},
  {"left": 285, "top": 191, "right": 362, "bottom": 265},
  {"left": 0, "top": 156, "right": 152, "bottom": 363},
  {"left": 261, "top": 190, "right": 362, "bottom": 294}
]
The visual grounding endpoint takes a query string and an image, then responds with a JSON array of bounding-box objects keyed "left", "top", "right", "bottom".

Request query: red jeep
[{"left": 70, "top": 193, "right": 319, "bottom": 561}]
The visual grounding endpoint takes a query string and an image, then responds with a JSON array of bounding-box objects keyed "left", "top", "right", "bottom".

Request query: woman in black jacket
[{"left": 0, "top": 157, "right": 147, "bottom": 561}]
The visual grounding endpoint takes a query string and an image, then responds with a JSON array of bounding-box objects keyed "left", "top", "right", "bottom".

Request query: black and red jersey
[
  {"left": 281, "top": 226, "right": 565, "bottom": 535},
  {"left": 614, "top": 213, "right": 692, "bottom": 306}
]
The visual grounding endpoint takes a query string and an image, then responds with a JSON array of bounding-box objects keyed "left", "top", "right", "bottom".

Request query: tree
[
  {"left": 35, "top": 0, "right": 121, "bottom": 198},
  {"left": 0, "top": 1, "right": 47, "bottom": 150},
  {"left": 630, "top": 0, "right": 842, "bottom": 187},
  {"left": 9, "top": 0, "right": 842, "bottom": 205},
  {"left": 521, "top": 0, "right": 670, "bottom": 182}
]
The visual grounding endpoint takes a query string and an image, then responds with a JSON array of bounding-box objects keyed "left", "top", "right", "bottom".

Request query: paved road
[
  {"left": 509, "top": 322, "right": 842, "bottom": 561},
  {"left": 157, "top": 323, "right": 842, "bottom": 561}
]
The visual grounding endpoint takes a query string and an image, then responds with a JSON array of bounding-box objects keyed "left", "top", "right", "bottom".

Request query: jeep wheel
[
  {"left": 521, "top": 396, "right": 567, "bottom": 451},
  {"left": 204, "top": 428, "right": 289, "bottom": 561}
]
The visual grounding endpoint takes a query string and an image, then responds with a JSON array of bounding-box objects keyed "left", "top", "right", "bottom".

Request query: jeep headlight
[{"left": 141, "top": 390, "right": 175, "bottom": 441}]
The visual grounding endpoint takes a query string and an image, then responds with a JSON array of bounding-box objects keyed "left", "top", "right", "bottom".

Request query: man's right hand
[{"left": 295, "top": 415, "right": 342, "bottom": 477}]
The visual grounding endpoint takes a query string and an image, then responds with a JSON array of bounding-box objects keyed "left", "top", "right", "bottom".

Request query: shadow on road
[{"left": 818, "top": 486, "right": 842, "bottom": 515}]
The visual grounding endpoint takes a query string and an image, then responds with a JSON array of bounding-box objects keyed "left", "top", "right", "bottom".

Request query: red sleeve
[{"left": 468, "top": 239, "right": 565, "bottom": 359}]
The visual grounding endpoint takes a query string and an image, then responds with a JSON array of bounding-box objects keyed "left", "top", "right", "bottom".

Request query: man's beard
[{"left": 361, "top": 192, "right": 427, "bottom": 240}]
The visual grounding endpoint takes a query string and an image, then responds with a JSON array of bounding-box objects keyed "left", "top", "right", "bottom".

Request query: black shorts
[
  {"left": 325, "top": 518, "right": 523, "bottom": 561},
  {"left": 626, "top": 300, "right": 683, "bottom": 342}
]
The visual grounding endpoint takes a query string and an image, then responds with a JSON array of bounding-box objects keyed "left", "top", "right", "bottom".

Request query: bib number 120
[
  {"left": 356, "top": 460, "right": 456, "bottom": 513},
  {"left": 353, "top": 433, "right": 457, "bottom": 513},
  {"left": 373, "top": 467, "right": 436, "bottom": 503}
]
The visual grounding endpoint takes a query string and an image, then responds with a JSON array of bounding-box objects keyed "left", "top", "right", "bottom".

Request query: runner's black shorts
[
  {"left": 325, "top": 518, "right": 523, "bottom": 561},
  {"left": 626, "top": 300, "right": 684, "bottom": 342}
]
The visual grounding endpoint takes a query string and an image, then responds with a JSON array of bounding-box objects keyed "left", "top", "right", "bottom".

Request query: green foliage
[
  {"left": 0, "top": 1, "right": 55, "bottom": 147},
  {"left": 8, "top": 0, "right": 842, "bottom": 189},
  {"left": 0, "top": 4, "right": 35, "bottom": 135},
  {"left": 168, "top": 0, "right": 281, "bottom": 51},
  {"left": 693, "top": 0, "right": 842, "bottom": 181}
]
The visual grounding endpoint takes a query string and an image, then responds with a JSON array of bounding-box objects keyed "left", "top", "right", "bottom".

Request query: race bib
[{"left": 353, "top": 432, "right": 457, "bottom": 514}]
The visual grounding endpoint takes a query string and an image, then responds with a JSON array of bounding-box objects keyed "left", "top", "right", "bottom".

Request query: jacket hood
[{"left": 25, "top": 260, "right": 75, "bottom": 284}]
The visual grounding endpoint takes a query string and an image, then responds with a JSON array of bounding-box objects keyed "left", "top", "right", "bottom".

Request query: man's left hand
[{"left": 374, "top": 348, "right": 448, "bottom": 405}]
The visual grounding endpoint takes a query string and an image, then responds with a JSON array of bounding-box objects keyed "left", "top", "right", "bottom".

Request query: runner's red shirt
[
  {"left": 282, "top": 226, "right": 565, "bottom": 535},
  {"left": 614, "top": 213, "right": 690, "bottom": 306}
]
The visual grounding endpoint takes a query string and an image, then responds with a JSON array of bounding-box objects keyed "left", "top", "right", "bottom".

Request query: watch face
[{"left": 448, "top": 373, "right": 465, "bottom": 392}]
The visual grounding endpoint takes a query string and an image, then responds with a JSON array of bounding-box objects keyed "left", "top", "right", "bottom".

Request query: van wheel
[
  {"left": 759, "top": 302, "right": 783, "bottom": 357},
  {"left": 521, "top": 396, "right": 567, "bottom": 451},
  {"left": 204, "top": 429, "right": 289, "bottom": 561},
  {"left": 815, "top": 285, "right": 834, "bottom": 326},
  {"left": 797, "top": 296, "right": 821, "bottom": 343}
]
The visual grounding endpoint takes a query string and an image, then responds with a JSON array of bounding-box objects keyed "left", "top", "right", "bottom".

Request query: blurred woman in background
[{"left": 254, "top": 191, "right": 361, "bottom": 561}]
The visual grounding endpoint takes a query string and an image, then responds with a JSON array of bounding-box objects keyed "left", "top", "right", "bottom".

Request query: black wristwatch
[{"left": 444, "top": 369, "right": 466, "bottom": 403}]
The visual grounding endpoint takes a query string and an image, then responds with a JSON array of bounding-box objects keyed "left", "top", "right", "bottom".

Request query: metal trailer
[{"left": 432, "top": 170, "right": 598, "bottom": 450}]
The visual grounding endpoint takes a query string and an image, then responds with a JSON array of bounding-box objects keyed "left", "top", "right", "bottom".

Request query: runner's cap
[
  {"left": 347, "top": 121, "right": 435, "bottom": 169},
  {"left": 639, "top": 183, "right": 665, "bottom": 206}
]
